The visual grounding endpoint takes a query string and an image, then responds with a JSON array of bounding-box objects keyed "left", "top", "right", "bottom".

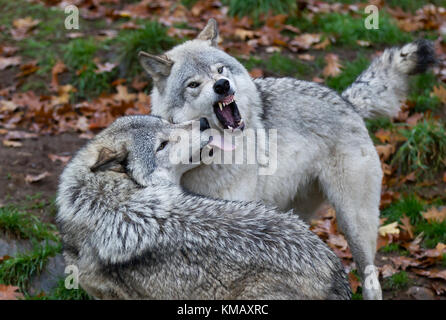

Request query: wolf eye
[
  {"left": 156, "top": 141, "right": 168, "bottom": 152},
  {"left": 187, "top": 81, "right": 200, "bottom": 88},
  {"left": 218, "top": 66, "right": 224, "bottom": 74}
]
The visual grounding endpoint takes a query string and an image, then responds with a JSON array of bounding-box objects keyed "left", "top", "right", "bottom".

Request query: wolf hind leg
[{"left": 319, "top": 145, "right": 383, "bottom": 300}]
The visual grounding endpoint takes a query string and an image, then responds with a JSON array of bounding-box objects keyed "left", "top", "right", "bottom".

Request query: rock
[
  {"left": 0, "top": 235, "right": 66, "bottom": 295},
  {"left": 407, "top": 286, "right": 436, "bottom": 300}
]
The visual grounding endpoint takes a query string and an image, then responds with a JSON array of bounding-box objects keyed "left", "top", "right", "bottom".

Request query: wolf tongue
[{"left": 209, "top": 134, "right": 235, "bottom": 151}]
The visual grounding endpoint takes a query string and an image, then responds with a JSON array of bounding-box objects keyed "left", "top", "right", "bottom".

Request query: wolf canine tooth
[{"left": 218, "top": 103, "right": 223, "bottom": 110}]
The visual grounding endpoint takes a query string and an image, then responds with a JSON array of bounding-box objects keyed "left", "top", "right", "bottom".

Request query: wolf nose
[
  {"left": 199, "top": 117, "right": 210, "bottom": 131},
  {"left": 213, "top": 79, "right": 230, "bottom": 95}
]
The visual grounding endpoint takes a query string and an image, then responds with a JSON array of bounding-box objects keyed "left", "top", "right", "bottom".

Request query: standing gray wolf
[
  {"left": 138, "top": 19, "right": 436, "bottom": 300},
  {"left": 56, "top": 115, "right": 351, "bottom": 300}
]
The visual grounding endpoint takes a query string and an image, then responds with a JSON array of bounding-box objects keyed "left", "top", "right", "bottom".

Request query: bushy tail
[{"left": 342, "top": 39, "right": 436, "bottom": 119}]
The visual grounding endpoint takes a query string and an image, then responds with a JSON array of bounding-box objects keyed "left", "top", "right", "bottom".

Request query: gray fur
[
  {"left": 140, "top": 20, "right": 435, "bottom": 300},
  {"left": 56, "top": 115, "right": 351, "bottom": 300}
]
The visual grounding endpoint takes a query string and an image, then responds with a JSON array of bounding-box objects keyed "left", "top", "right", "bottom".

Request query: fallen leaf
[
  {"left": 431, "top": 281, "right": 446, "bottom": 295},
  {"left": 249, "top": 68, "right": 263, "bottom": 78},
  {"left": 25, "top": 171, "right": 51, "bottom": 183},
  {"left": 390, "top": 256, "right": 421, "bottom": 270},
  {"left": 114, "top": 85, "right": 136, "bottom": 102},
  {"left": 406, "top": 113, "right": 423, "bottom": 126},
  {"left": 291, "top": 33, "right": 321, "bottom": 50},
  {"left": 348, "top": 272, "right": 361, "bottom": 293},
  {"left": 374, "top": 129, "right": 391, "bottom": 143},
  {"left": 432, "top": 85, "right": 446, "bottom": 104},
  {"left": 322, "top": 53, "right": 342, "bottom": 78},
  {"left": 379, "top": 221, "right": 400, "bottom": 237},
  {"left": 0, "top": 56, "right": 21, "bottom": 70},
  {"left": 4, "top": 131, "right": 38, "bottom": 140},
  {"left": 94, "top": 60, "right": 117, "bottom": 74},
  {"left": 234, "top": 28, "right": 256, "bottom": 41},
  {"left": 400, "top": 215, "right": 414, "bottom": 239},
  {"left": 48, "top": 154, "right": 71, "bottom": 164},
  {"left": 2, "top": 140, "right": 22, "bottom": 148},
  {"left": 412, "top": 269, "right": 446, "bottom": 281},
  {"left": 422, "top": 207, "right": 446, "bottom": 223},
  {"left": 375, "top": 144, "right": 395, "bottom": 161},
  {"left": 381, "top": 264, "right": 398, "bottom": 278},
  {"left": 0, "top": 284, "right": 23, "bottom": 300},
  {"left": 313, "top": 38, "right": 330, "bottom": 50},
  {"left": 297, "top": 54, "right": 315, "bottom": 61},
  {"left": 51, "top": 61, "right": 66, "bottom": 90}
]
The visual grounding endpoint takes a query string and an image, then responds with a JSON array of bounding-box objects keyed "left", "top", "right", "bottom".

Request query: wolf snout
[{"left": 213, "top": 79, "right": 230, "bottom": 95}]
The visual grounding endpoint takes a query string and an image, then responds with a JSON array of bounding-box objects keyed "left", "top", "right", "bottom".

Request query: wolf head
[
  {"left": 65, "top": 116, "right": 211, "bottom": 187},
  {"left": 138, "top": 19, "right": 261, "bottom": 135}
]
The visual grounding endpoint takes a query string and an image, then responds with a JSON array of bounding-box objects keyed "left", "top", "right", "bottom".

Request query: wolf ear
[
  {"left": 196, "top": 18, "right": 219, "bottom": 47},
  {"left": 138, "top": 52, "right": 173, "bottom": 83},
  {"left": 91, "top": 147, "right": 128, "bottom": 173}
]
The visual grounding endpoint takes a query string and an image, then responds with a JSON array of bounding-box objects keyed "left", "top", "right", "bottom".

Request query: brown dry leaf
[
  {"left": 13, "top": 17, "right": 40, "bottom": 30},
  {"left": 381, "top": 264, "right": 398, "bottom": 278},
  {"left": 348, "top": 272, "right": 361, "bottom": 294},
  {"left": 51, "top": 61, "right": 66, "bottom": 90},
  {"left": 0, "top": 100, "right": 19, "bottom": 112},
  {"left": 322, "top": 53, "right": 342, "bottom": 78},
  {"left": 327, "top": 233, "right": 348, "bottom": 251},
  {"left": 94, "top": 60, "right": 117, "bottom": 74},
  {"left": 313, "top": 38, "right": 330, "bottom": 50},
  {"left": 390, "top": 256, "right": 421, "bottom": 270},
  {"left": 375, "top": 144, "right": 395, "bottom": 161},
  {"left": 249, "top": 68, "right": 264, "bottom": 78},
  {"left": 297, "top": 54, "right": 315, "bottom": 61},
  {"left": 378, "top": 221, "right": 400, "bottom": 237},
  {"left": 25, "top": 171, "right": 51, "bottom": 183},
  {"left": 374, "top": 129, "right": 391, "bottom": 143},
  {"left": 406, "top": 113, "right": 423, "bottom": 126},
  {"left": 443, "top": 172, "right": 446, "bottom": 183},
  {"left": 48, "top": 154, "right": 71, "bottom": 164},
  {"left": 412, "top": 269, "right": 446, "bottom": 281},
  {"left": 422, "top": 207, "right": 446, "bottom": 223},
  {"left": 291, "top": 33, "right": 321, "bottom": 50},
  {"left": 0, "top": 284, "right": 23, "bottom": 300},
  {"left": 431, "top": 281, "right": 446, "bottom": 295},
  {"left": 4, "top": 131, "right": 38, "bottom": 140},
  {"left": 114, "top": 85, "right": 136, "bottom": 102},
  {"left": 17, "top": 60, "right": 38, "bottom": 77},
  {"left": 131, "top": 78, "right": 148, "bottom": 91},
  {"left": 432, "top": 85, "right": 446, "bottom": 104},
  {"left": 234, "top": 28, "right": 256, "bottom": 41},
  {"left": 0, "top": 56, "right": 21, "bottom": 70},
  {"left": 2, "top": 140, "right": 22, "bottom": 148},
  {"left": 400, "top": 215, "right": 414, "bottom": 239}
]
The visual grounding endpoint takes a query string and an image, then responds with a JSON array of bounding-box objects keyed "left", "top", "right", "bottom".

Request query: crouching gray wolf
[
  {"left": 138, "top": 19, "right": 436, "bottom": 300},
  {"left": 56, "top": 115, "right": 351, "bottom": 300}
]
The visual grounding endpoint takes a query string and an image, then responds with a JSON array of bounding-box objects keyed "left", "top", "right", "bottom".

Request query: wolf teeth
[{"left": 219, "top": 103, "right": 223, "bottom": 111}]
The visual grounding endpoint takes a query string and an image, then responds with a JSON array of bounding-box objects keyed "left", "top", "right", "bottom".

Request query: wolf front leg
[{"left": 319, "top": 144, "right": 383, "bottom": 300}]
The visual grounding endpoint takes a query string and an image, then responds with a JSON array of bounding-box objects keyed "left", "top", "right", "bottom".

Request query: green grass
[
  {"left": 383, "top": 271, "right": 410, "bottom": 290},
  {"left": 326, "top": 54, "right": 370, "bottom": 92},
  {"left": 381, "top": 196, "right": 446, "bottom": 248},
  {"left": 224, "top": 0, "right": 297, "bottom": 21},
  {"left": 415, "top": 220, "right": 446, "bottom": 248},
  {"left": 0, "top": 205, "right": 58, "bottom": 241},
  {"left": 381, "top": 195, "right": 425, "bottom": 225},
  {"left": 0, "top": 241, "right": 61, "bottom": 291},
  {"left": 409, "top": 72, "right": 441, "bottom": 113},
  {"left": 63, "top": 38, "right": 115, "bottom": 99},
  {"left": 365, "top": 117, "right": 394, "bottom": 137},
  {"left": 392, "top": 119, "right": 446, "bottom": 178},
  {"left": 241, "top": 53, "right": 314, "bottom": 78},
  {"left": 117, "top": 21, "right": 177, "bottom": 77},
  {"left": 288, "top": 12, "right": 412, "bottom": 47},
  {"left": 379, "top": 243, "right": 409, "bottom": 255},
  {"left": 28, "top": 279, "right": 91, "bottom": 300}
]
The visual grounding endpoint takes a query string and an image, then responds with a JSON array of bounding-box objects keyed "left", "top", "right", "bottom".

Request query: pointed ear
[
  {"left": 138, "top": 51, "right": 173, "bottom": 83},
  {"left": 91, "top": 147, "right": 128, "bottom": 173},
  {"left": 196, "top": 18, "right": 219, "bottom": 47}
]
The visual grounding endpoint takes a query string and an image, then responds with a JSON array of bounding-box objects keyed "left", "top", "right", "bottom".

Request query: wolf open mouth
[{"left": 213, "top": 95, "right": 245, "bottom": 131}]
